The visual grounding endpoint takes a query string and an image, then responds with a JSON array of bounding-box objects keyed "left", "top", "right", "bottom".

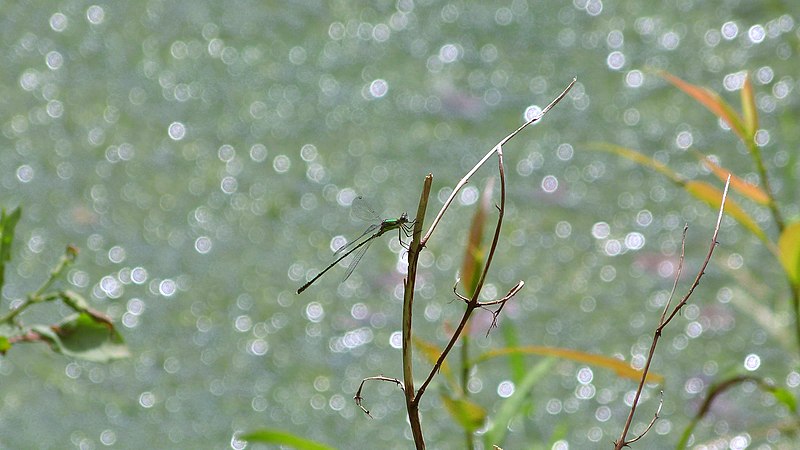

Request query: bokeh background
[{"left": 1, "top": 1, "right": 798, "bottom": 448}]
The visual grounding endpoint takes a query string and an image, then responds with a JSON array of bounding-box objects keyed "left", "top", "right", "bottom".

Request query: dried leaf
[
  {"left": 588, "top": 143, "right": 682, "bottom": 183},
  {"left": 474, "top": 345, "right": 663, "bottom": 383},
  {"left": 459, "top": 179, "right": 494, "bottom": 296}
]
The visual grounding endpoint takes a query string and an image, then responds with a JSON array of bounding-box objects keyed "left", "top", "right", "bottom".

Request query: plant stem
[
  {"left": 747, "top": 141, "right": 784, "bottom": 231},
  {"left": 403, "top": 174, "right": 433, "bottom": 450},
  {"left": 0, "top": 246, "right": 76, "bottom": 325},
  {"left": 461, "top": 331, "right": 473, "bottom": 449},
  {"left": 791, "top": 283, "right": 800, "bottom": 357}
]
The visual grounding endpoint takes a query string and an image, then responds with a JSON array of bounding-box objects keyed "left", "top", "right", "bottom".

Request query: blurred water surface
[{"left": 0, "top": 1, "right": 798, "bottom": 448}]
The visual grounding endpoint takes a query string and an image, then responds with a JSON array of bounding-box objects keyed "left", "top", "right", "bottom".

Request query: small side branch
[
  {"left": 354, "top": 375, "right": 404, "bottom": 418},
  {"left": 624, "top": 390, "right": 664, "bottom": 446},
  {"left": 483, "top": 281, "right": 525, "bottom": 337}
]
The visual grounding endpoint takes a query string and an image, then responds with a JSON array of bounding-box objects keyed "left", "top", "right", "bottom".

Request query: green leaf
[
  {"left": 778, "top": 221, "right": 800, "bottom": 285},
  {"left": 441, "top": 393, "right": 487, "bottom": 433},
  {"left": 771, "top": 387, "right": 798, "bottom": 414},
  {"left": 684, "top": 181, "right": 767, "bottom": 242},
  {"left": 240, "top": 429, "right": 336, "bottom": 450},
  {"left": 501, "top": 320, "right": 525, "bottom": 384},
  {"left": 0, "top": 207, "right": 22, "bottom": 290},
  {"left": 483, "top": 358, "right": 554, "bottom": 447},
  {"left": 740, "top": 72, "right": 758, "bottom": 139},
  {"left": 0, "top": 335, "right": 10, "bottom": 354},
  {"left": 34, "top": 313, "right": 129, "bottom": 362}
]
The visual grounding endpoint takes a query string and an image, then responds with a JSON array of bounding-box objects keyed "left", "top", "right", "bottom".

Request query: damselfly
[{"left": 296, "top": 196, "right": 413, "bottom": 294}]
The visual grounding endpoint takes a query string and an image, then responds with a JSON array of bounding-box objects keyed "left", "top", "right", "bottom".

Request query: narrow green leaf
[
  {"left": 684, "top": 181, "right": 767, "bottom": 242},
  {"left": 483, "top": 358, "right": 554, "bottom": 447},
  {"left": 501, "top": 320, "right": 525, "bottom": 384},
  {"left": 240, "top": 429, "right": 336, "bottom": 450},
  {"left": 777, "top": 221, "right": 800, "bottom": 285},
  {"left": 740, "top": 72, "right": 758, "bottom": 139},
  {"left": 441, "top": 393, "right": 487, "bottom": 433},
  {"left": 771, "top": 387, "right": 798, "bottom": 414},
  {"left": 0, "top": 207, "right": 22, "bottom": 290},
  {"left": 659, "top": 71, "right": 749, "bottom": 142},
  {"left": 42, "top": 313, "right": 130, "bottom": 362}
]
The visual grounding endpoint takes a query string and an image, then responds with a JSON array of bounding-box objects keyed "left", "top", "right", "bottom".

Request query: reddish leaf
[
  {"left": 660, "top": 71, "right": 748, "bottom": 142},
  {"left": 696, "top": 155, "right": 770, "bottom": 205},
  {"left": 684, "top": 181, "right": 766, "bottom": 242}
]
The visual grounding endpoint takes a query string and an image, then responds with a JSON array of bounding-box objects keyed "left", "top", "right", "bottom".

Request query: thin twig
[
  {"left": 471, "top": 142, "right": 509, "bottom": 304},
  {"left": 0, "top": 246, "right": 78, "bottom": 325},
  {"left": 484, "top": 281, "right": 525, "bottom": 337},
  {"left": 354, "top": 375, "right": 404, "bottom": 417},
  {"left": 420, "top": 78, "right": 576, "bottom": 247},
  {"left": 624, "top": 390, "right": 664, "bottom": 445},
  {"left": 452, "top": 278, "right": 471, "bottom": 303},
  {"left": 614, "top": 175, "right": 730, "bottom": 449},
  {"left": 659, "top": 224, "right": 688, "bottom": 324}
]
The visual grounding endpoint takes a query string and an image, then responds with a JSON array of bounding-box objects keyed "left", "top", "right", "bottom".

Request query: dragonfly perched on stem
[{"left": 296, "top": 196, "right": 414, "bottom": 294}]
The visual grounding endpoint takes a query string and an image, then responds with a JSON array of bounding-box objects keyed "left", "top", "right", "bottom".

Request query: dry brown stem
[{"left": 614, "top": 175, "right": 730, "bottom": 449}]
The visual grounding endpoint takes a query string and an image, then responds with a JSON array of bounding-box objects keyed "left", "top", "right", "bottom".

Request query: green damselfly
[{"left": 296, "top": 196, "right": 414, "bottom": 294}]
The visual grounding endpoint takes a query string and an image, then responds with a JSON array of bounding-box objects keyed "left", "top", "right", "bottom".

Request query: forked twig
[
  {"left": 614, "top": 175, "right": 730, "bottom": 449},
  {"left": 393, "top": 79, "right": 573, "bottom": 450},
  {"left": 413, "top": 141, "right": 524, "bottom": 404}
]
